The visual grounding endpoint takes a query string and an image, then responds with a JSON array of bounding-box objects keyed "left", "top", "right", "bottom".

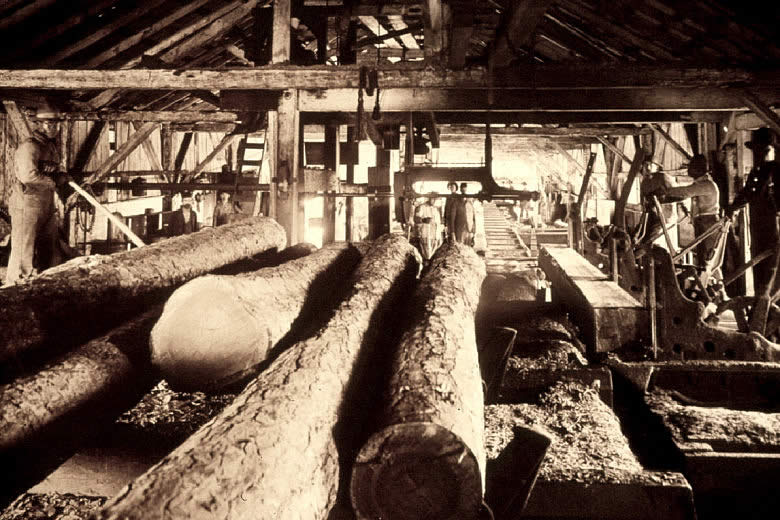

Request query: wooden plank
[
  {"left": 68, "top": 182, "right": 145, "bottom": 248},
  {"left": 491, "top": 0, "right": 555, "bottom": 68},
  {"left": 596, "top": 135, "right": 633, "bottom": 168},
  {"left": 131, "top": 122, "right": 163, "bottom": 173},
  {"left": 1, "top": 66, "right": 779, "bottom": 90},
  {"left": 423, "top": 0, "right": 446, "bottom": 60},
  {"left": 72, "top": 121, "right": 108, "bottom": 173},
  {"left": 443, "top": 125, "right": 649, "bottom": 136},
  {"left": 19, "top": 0, "right": 117, "bottom": 57},
  {"left": 540, "top": 246, "right": 609, "bottom": 281},
  {"left": 173, "top": 132, "right": 193, "bottom": 171},
  {"left": 539, "top": 247, "right": 646, "bottom": 353},
  {"left": 387, "top": 15, "right": 420, "bottom": 49},
  {"left": 82, "top": 122, "right": 158, "bottom": 185},
  {"left": 651, "top": 123, "right": 693, "bottom": 161}
]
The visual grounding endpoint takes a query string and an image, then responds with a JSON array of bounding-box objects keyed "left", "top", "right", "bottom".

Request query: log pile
[
  {"left": 0, "top": 217, "right": 286, "bottom": 377},
  {"left": 94, "top": 235, "right": 420, "bottom": 520},
  {"left": 150, "top": 243, "right": 369, "bottom": 391},
  {"left": 351, "top": 242, "right": 487, "bottom": 520}
]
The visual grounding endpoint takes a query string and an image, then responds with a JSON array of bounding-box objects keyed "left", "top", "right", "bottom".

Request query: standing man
[
  {"left": 413, "top": 193, "right": 442, "bottom": 261},
  {"left": 5, "top": 104, "right": 66, "bottom": 285},
  {"left": 453, "top": 182, "right": 476, "bottom": 246},
  {"left": 443, "top": 181, "right": 459, "bottom": 243},
  {"left": 661, "top": 154, "right": 720, "bottom": 267}
]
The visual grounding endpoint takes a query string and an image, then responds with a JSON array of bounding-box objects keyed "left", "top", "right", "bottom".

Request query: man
[
  {"left": 170, "top": 203, "right": 199, "bottom": 236},
  {"left": 661, "top": 154, "right": 720, "bottom": 267},
  {"left": 413, "top": 193, "right": 441, "bottom": 261},
  {"left": 5, "top": 104, "right": 66, "bottom": 285},
  {"left": 443, "top": 181, "right": 458, "bottom": 242},
  {"left": 453, "top": 182, "right": 476, "bottom": 246},
  {"left": 636, "top": 161, "right": 676, "bottom": 249}
]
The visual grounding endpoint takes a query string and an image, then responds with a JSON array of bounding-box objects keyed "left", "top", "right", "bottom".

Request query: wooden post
[
  {"left": 346, "top": 126, "right": 355, "bottom": 241},
  {"left": 736, "top": 129, "right": 753, "bottom": 295},
  {"left": 323, "top": 124, "right": 339, "bottom": 244},
  {"left": 275, "top": 89, "right": 300, "bottom": 245},
  {"left": 368, "top": 147, "right": 391, "bottom": 239}
]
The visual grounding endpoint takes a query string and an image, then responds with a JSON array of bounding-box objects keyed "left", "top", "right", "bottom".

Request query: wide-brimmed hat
[
  {"left": 745, "top": 127, "right": 777, "bottom": 150},
  {"left": 34, "top": 102, "right": 59, "bottom": 119}
]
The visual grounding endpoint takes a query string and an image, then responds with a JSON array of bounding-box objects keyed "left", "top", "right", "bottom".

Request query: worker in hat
[
  {"left": 413, "top": 192, "right": 442, "bottom": 260},
  {"left": 5, "top": 103, "right": 67, "bottom": 284},
  {"left": 659, "top": 154, "right": 720, "bottom": 267},
  {"left": 731, "top": 127, "right": 780, "bottom": 214}
]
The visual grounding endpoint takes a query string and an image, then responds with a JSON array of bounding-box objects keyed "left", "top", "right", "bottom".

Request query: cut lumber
[
  {"left": 93, "top": 235, "right": 421, "bottom": 520},
  {"left": 350, "top": 242, "right": 488, "bottom": 520},
  {"left": 151, "top": 243, "right": 370, "bottom": 391},
  {"left": 0, "top": 217, "right": 286, "bottom": 376},
  {"left": 0, "top": 309, "right": 160, "bottom": 453}
]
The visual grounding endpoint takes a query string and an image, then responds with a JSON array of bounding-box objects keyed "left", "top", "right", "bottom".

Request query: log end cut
[
  {"left": 350, "top": 422, "right": 483, "bottom": 520},
  {"left": 150, "top": 275, "right": 272, "bottom": 391}
]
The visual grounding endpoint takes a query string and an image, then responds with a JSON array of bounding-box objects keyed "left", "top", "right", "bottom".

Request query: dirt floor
[{"left": 0, "top": 381, "right": 236, "bottom": 519}]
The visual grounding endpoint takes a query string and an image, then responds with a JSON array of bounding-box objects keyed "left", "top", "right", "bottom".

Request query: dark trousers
[{"left": 694, "top": 214, "right": 719, "bottom": 267}]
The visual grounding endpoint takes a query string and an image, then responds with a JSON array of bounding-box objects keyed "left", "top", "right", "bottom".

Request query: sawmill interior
[{"left": 1, "top": 0, "right": 780, "bottom": 518}]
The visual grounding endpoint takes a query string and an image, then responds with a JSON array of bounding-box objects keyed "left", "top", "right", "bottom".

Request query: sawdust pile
[
  {"left": 647, "top": 390, "right": 780, "bottom": 451},
  {"left": 486, "top": 382, "right": 684, "bottom": 485},
  {"left": 0, "top": 493, "right": 105, "bottom": 520}
]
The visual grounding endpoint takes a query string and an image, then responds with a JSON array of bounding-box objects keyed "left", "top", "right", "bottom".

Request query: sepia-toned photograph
[{"left": 1, "top": 1, "right": 779, "bottom": 518}]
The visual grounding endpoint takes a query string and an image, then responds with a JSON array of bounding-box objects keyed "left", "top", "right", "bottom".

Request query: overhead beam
[
  {"left": 387, "top": 15, "right": 421, "bottom": 49},
  {"left": 1, "top": 65, "right": 779, "bottom": 90},
  {"left": 439, "top": 125, "right": 650, "bottom": 136},
  {"left": 491, "top": 0, "right": 555, "bottom": 68},
  {"left": 741, "top": 89, "right": 780, "bottom": 137},
  {"left": 650, "top": 123, "right": 693, "bottom": 161},
  {"left": 0, "top": 0, "right": 58, "bottom": 32},
  {"left": 735, "top": 108, "right": 780, "bottom": 130},
  {"left": 296, "top": 87, "right": 753, "bottom": 112},
  {"left": 54, "top": 111, "right": 238, "bottom": 123},
  {"left": 358, "top": 16, "right": 403, "bottom": 49}
]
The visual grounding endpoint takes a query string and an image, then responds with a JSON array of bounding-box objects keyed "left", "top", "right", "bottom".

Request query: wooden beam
[
  {"left": 184, "top": 133, "right": 243, "bottom": 183},
  {"left": 83, "top": 122, "right": 158, "bottom": 185},
  {"left": 650, "top": 123, "right": 693, "bottom": 161},
  {"left": 173, "top": 132, "right": 193, "bottom": 171},
  {"left": 596, "top": 136, "right": 632, "bottom": 168},
  {"left": 161, "top": 123, "right": 173, "bottom": 171},
  {"left": 44, "top": 0, "right": 199, "bottom": 66},
  {"left": 355, "top": 22, "right": 422, "bottom": 49},
  {"left": 492, "top": 0, "right": 555, "bottom": 68},
  {"left": 423, "top": 0, "right": 449, "bottom": 62},
  {"left": 422, "top": 111, "right": 440, "bottom": 148},
  {"left": 297, "top": 88, "right": 751, "bottom": 112},
  {"left": 741, "top": 89, "right": 780, "bottom": 137},
  {"left": 363, "top": 114, "right": 383, "bottom": 146},
  {"left": 358, "top": 16, "right": 403, "bottom": 49},
  {"left": 0, "top": 0, "right": 58, "bottom": 32},
  {"left": 1, "top": 65, "right": 779, "bottom": 90},
  {"left": 272, "top": 0, "right": 292, "bottom": 63},
  {"left": 1, "top": 100, "right": 31, "bottom": 142},
  {"left": 132, "top": 122, "right": 164, "bottom": 174},
  {"left": 56, "top": 110, "right": 238, "bottom": 123},
  {"left": 387, "top": 15, "right": 420, "bottom": 49},
  {"left": 441, "top": 125, "right": 650, "bottom": 136}
]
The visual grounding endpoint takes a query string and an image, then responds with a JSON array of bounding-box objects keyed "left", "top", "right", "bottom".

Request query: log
[
  {"left": 0, "top": 309, "right": 160, "bottom": 454},
  {"left": 150, "top": 243, "right": 370, "bottom": 391},
  {"left": 0, "top": 217, "right": 286, "bottom": 376},
  {"left": 350, "top": 241, "right": 488, "bottom": 520},
  {"left": 94, "top": 235, "right": 421, "bottom": 520}
]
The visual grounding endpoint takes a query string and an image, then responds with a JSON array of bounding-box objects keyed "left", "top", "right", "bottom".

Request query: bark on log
[
  {"left": 150, "top": 242, "right": 370, "bottom": 391},
  {"left": 93, "top": 235, "right": 421, "bottom": 520},
  {"left": 350, "top": 242, "right": 487, "bottom": 520},
  {"left": 0, "top": 217, "right": 286, "bottom": 377},
  {"left": 0, "top": 309, "right": 160, "bottom": 453}
]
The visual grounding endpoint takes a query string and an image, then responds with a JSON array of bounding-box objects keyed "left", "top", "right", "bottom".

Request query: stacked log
[
  {"left": 150, "top": 242, "right": 369, "bottom": 391},
  {"left": 0, "top": 217, "right": 286, "bottom": 376},
  {"left": 350, "top": 242, "right": 487, "bottom": 520},
  {"left": 94, "top": 235, "right": 420, "bottom": 520}
]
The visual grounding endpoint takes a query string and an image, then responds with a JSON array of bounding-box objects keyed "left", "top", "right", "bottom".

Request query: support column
[
  {"left": 368, "top": 146, "right": 391, "bottom": 239},
  {"left": 275, "top": 89, "right": 300, "bottom": 245},
  {"left": 345, "top": 127, "right": 355, "bottom": 241},
  {"left": 323, "top": 123, "right": 339, "bottom": 244}
]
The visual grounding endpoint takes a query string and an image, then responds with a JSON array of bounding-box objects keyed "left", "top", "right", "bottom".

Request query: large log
[
  {"left": 94, "top": 235, "right": 421, "bottom": 520},
  {"left": 0, "top": 217, "right": 286, "bottom": 377},
  {"left": 150, "top": 243, "right": 369, "bottom": 391},
  {"left": 350, "top": 242, "right": 488, "bottom": 520},
  {"left": 0, "top": 309, "right": 160, "bottom": 454}
]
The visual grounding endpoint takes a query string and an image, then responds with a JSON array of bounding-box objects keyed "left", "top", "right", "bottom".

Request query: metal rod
[
  {"left": 652, "top": 195, "right": 677, "bottom": 255},
  {"left": 645, "top": 254, "right": 658, "bottom": 359},
  {"left": 724, "top": 248, "right": 774, "bottom": 287}
]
